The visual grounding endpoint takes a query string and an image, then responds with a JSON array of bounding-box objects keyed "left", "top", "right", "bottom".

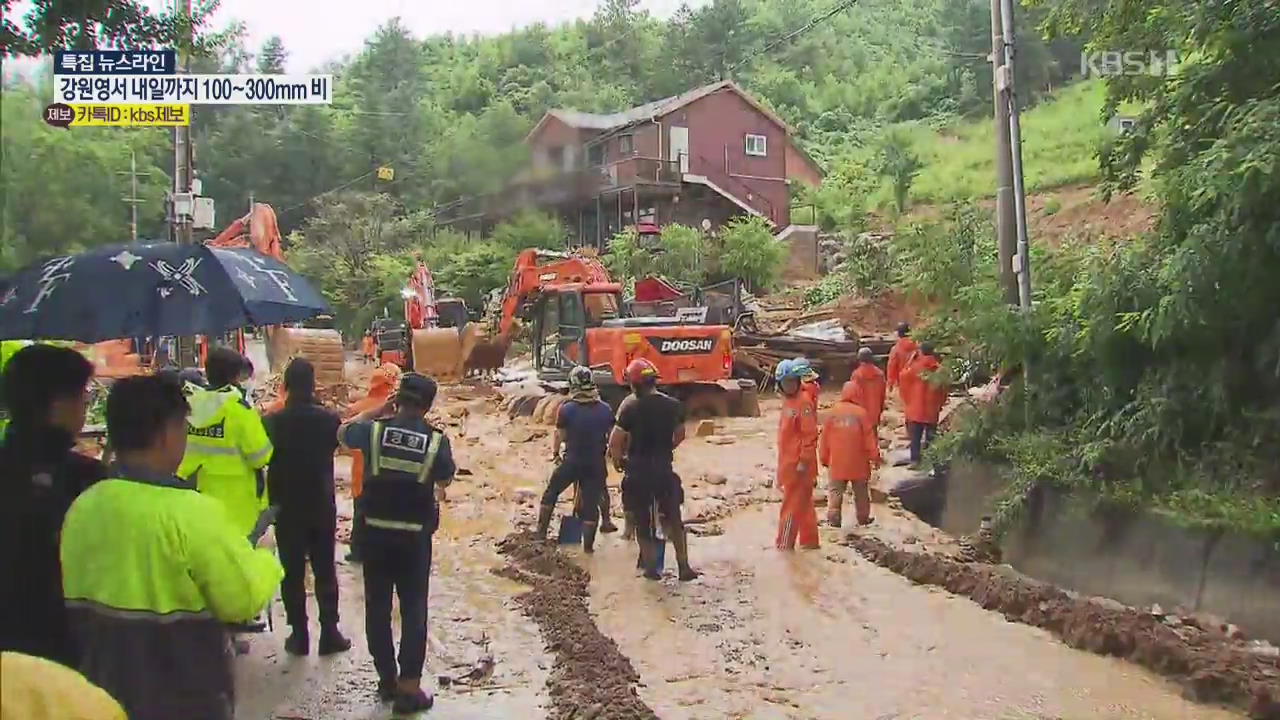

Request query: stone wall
[{"left": 938, "top": 460, "right": 1280, "bottom": 643}]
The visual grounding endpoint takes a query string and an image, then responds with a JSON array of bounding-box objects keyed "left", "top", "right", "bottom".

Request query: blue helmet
[{"left": 775, "top": 357, "right": 816, "bottom": 383}]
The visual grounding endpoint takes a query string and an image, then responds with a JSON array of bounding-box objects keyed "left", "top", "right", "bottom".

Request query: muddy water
[
  {"left": 235, "top": 382, "right": 1243, "bottom": 719},
  {"left": 587, "top": 507, "right": 1239, "bottom": 719}
]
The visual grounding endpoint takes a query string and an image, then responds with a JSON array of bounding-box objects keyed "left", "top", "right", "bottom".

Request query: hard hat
[
  {"left": 775, "top": 358, "right": 816, "bottom": 383},
  {"left": 625, "top": 358, "right": 659, "bottom": 385},
  {"left": 568, "top": 365, "right": 595, "bottom": 391},
  {"left": 397, "top": 372, "right": 437, "bottom": 406}
]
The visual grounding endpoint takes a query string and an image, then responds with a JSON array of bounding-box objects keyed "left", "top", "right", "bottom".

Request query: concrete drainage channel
[
  {"left": 494, "top": 531, "right": 658, "bottom": 720},
  {"left": 843, "top": 535, "right": 1280, "bottom": 719}
]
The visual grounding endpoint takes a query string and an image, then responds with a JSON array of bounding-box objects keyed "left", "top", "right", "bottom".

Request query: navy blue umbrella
[{"left": 0, "top": 242, "right": 331, "bottom": 342}]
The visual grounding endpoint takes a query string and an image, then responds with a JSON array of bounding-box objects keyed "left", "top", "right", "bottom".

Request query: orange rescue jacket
[
  {"left": 778, "top": 392, "right": 819, "bottom": 476},
  {"left": 819, "top": 382, "right": 881, "bottom": 482},
  {"left": 849, "top": 362, "right": 886, "bottom": 427},
  {"left": 886, "top": 337, "right": 918, "bottom": 389},
  {"left": 900, "top": 353, "right": 947, "bottom": 425}
]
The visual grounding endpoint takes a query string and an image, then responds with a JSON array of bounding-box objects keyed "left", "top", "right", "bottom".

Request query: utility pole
[
  {"left": 171, "top": 0, "right": 199, "bottom": 367},
  {"left": 998, "top": 0, "right": 1033, "bottom": 310},
  {"left": 117, "top": 150, "right": 150, "bottom": 243},
  {"left": 989, "top": 0, "right": 1019, "bottom": 306}
]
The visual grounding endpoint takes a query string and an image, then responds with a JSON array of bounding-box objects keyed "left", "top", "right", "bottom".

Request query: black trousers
[
  {"left": 908, "top": 421, "right": 938, "bottom": 462},
  {"left": 362, "top": 531, "right": 432, "bottom": 682},
  {"left": 278, "top": 519, "right": 340, "bottom": 629},
  {"left": 621, "top": 456, "right": 683, "bottom": 541},
  {"left": 349, "top": 496, "right": 368, "bottom": 557},
  {"left": 542, "top": 460, "right": 605, "bottom": 524}
]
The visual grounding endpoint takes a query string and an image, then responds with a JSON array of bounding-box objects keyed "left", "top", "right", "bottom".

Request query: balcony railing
[{"left": 433, "top": 156, "right": 682, "bottom": 228}]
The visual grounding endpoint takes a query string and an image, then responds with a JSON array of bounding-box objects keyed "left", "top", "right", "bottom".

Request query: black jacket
[
  {"left": 0, "top": 424, "right": 106, "bottom": 666},
  {"left": 264, "top": 399, "right": 341, "bottom": 527}
]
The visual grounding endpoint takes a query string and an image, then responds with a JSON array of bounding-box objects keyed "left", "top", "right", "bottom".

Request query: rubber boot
[
  {"left": 317, "top": 626, "right": 352, "bottom": 656},
  {"left": 535, "top": 504, "right": 555, "bottom": 539},
  {"left": 582, "top": 522, "right": 598, "bottom": 554},
  {"left": 392, "top": 677, "right": 434, "bottom": 715},
  {"left": 284, "top": 628, "right": 309, "bottom": 656},
  {"left": 826, "top": 485, "right": 844, "bottom": 528},
  {"left": 376, "top": 677, "right": 396, "bottom": 702},
  {"left": 598, "top": 492, "right": 618, "bottom": 533}
]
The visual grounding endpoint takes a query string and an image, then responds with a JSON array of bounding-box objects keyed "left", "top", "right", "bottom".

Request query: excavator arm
[{"left": 494, "top": 249, "right": 615, "bottom": 340}]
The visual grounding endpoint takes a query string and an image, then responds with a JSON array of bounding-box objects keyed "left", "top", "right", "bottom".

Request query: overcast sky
[{"left": 5, "top": 0, "right": 702, "bottom": 74}]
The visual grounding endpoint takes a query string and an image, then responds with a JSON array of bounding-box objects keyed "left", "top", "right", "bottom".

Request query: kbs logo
[{"left": 648, "top": 336, "right": 715, "bottom": 354}]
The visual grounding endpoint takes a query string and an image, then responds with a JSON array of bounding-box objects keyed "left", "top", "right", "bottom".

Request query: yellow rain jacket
[
  {"left": 60, "top": 467, "right": 282, "bottom": 720},
  {"left": 178, "top": 382, "right": 274, "bottom": 537},
  {"left": 0, "top": 651, "right": 127, "bottom": 720}
]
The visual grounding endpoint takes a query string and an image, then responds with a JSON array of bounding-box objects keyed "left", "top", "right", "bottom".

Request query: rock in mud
[
  {"left": 844, "top": 535, "right": 1280, "bottom": 719},
  {"left": 497, "top": 532, "right": 658, "bottom": 720},
  {"left": 701, "top": 473, "right": 728, "bottom": 486},
  {"left": 706, "top": 435, "right": 736, "bottom": 445}
]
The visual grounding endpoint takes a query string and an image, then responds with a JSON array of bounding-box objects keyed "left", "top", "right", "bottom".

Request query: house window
[
  {"left": 619, "top": 134, "right": 635, "bottom": 155},
  {"left": 547, "top": 145, "right": 565, "bottom": 169},
  {"left": 745, "top": 133, "right": 767, "bottom": 157},
  {"left": 587, "top": 143, "right": 604, "bottom": 167}
]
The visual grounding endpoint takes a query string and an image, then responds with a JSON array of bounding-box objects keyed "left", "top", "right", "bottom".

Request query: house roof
[{"left": 526, "top": 80, "right": 795, "bottom": 142}]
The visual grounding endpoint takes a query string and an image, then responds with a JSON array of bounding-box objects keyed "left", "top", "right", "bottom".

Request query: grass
[{"left": 881, "top": 81, "right": 1120, "bottom": 206}]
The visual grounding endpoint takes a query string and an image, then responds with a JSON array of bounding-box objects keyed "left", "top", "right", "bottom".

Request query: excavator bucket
[
  {"left": 268, "top": 328, "right": 345, "bottom": 386},
  {"left": 411, "top": 326, "right": 468, "bottom": 381}
]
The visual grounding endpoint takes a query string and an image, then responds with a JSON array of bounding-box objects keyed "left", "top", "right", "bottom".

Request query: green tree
[
  {"left": 489, "top": 210, "right": 566, "bottom": 253},
  {"left": 713, "top": 215, "right": 787, "bottom": 292},
  {"left": 1, "top": 0, "right": 222, "bottom": 56},
  {"left": 256, "top": 35, "right": 287, "bottom": 73},
  {"left": 287, "top": 192, "right": 428, "bottom": 334},
  {"left": 877, "top": 130, "right": 922, "bottom": 214}
]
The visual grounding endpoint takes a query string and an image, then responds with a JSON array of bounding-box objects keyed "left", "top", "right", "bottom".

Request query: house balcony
[{"left": 433, "top": 157, "right": 682, "bottom": 230}]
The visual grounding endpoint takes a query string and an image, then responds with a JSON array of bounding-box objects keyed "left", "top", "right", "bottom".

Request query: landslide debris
[
  {"left": 495, "top": 531, "right": 658, "bottom": 720},
  {"left": 844, "top": 535, "right": 1280, "bottom": 720}
]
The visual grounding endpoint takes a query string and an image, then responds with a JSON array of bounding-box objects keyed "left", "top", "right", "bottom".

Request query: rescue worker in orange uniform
[
  {"left": 343, "top": 363, "right": 401, "bottom": 562},
  {"left": 900, "top": 342, "right": 948, "bottom": 465},
  {"left": 774, "top": 358, "right": 821, "bottom": 550},
  {"left": 362, "top": 332, "right": 376, "bottom": 364},
  {"left": 819, "top": 381, "right": 881, "bottom": 528},
  {"left": 849, "top": 347, "right": 887, "bottom": 430},
  {"left": 886, "top": 322, "right": 918, "bottom": 393}
]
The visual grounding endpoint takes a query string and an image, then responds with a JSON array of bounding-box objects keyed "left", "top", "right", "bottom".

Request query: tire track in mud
[
  {"left": 844, "top": 535, "right": 1280, "bottom": 720},
  {"left": 495, "top": 531, "right": 658, "bottom": 720}
]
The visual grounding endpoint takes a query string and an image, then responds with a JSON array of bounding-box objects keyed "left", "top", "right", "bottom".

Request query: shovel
[
  {"left": 557, "top": 481, "right": 583, "bottom": 545},
  {"left": 650, "top": 499, "right": 667, "bottom": 573}
]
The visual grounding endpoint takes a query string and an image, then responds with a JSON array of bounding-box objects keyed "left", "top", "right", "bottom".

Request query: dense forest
[{"left": 3, "top": 0, "right": 1279, "bottom": 532}]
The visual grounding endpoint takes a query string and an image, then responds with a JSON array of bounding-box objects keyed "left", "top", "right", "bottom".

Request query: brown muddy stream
[{"left": 233, "top": 384, "right": 1243, "bottom": 719}]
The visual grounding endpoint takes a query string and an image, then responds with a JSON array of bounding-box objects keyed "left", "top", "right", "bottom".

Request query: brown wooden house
[{"left": 434, "top": 80, "right": 824, "bottom": 247}]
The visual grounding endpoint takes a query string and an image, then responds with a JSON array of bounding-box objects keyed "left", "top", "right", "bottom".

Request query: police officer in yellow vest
[
  {"left": 59, "top": 374, "right": 282, "bottom": 720},
  {"left": 178, "top": 347, "right": 273, "bottom": 537},
  {"left": 339, "top": 373, "right": 454, "bottom": 714}
]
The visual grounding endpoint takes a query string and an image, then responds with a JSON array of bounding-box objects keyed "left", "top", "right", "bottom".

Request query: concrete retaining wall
[{"left": 938, "top": 460, "right": 1280, "bottom": 643}]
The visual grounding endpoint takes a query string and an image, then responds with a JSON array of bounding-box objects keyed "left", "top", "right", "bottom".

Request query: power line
[{"left": 724, "top": 0, "right": 862, "bottom": 77}]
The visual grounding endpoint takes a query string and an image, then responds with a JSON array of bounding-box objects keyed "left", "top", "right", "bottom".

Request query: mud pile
[
  {"left": 845, "top": 536, "right": 1280, "bottom": 719},
  {"left": 496, "top": 532, "right": 658, "bottom": 720}
]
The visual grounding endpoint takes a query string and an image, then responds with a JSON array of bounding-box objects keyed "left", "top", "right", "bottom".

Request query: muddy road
[{"left": 234, "top": 378, "right": 1247, "bottom": 719}]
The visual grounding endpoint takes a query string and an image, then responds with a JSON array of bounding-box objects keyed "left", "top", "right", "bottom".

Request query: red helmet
[{"left": 625, "top": 358, "right": 659, "bottom": 384}]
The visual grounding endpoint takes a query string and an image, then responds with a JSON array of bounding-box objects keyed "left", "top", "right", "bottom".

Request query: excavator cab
[{"left": 530, "top": 286, "right": 617, "bottom": 381}]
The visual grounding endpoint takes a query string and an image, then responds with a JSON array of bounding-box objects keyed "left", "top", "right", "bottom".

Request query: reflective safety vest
[
  {"left": 178, "top": 382, "right": 274, "bottom": 537},
  {"left": 59, "top": 471, "right": 282, "bottom": 720},
  {"left": 364, "top": 419, "right": 445, "bottom": 534}
]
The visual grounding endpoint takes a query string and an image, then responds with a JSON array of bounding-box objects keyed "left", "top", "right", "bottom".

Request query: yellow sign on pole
[{"left": 377, "top": 166, "right": 394, "bottom": 181}]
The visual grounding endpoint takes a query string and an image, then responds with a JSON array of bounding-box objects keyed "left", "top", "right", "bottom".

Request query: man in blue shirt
[
  {"left": 338, "top": 373, "right": 454, "bottom": 714},
  {"left": 538, "top": 366, "right": 615, "bottom": 552}
]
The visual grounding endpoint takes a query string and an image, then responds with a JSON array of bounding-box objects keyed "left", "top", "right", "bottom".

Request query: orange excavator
[
  {"left": 412, "top": 248, "right": 739, "bottom": 411},
  {"left": 205, "top": 203, "right": 345, "bottom": 385}
]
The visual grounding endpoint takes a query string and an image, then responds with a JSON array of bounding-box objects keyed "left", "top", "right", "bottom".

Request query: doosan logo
[{"left": 650, "top": 337, "right": 715, "bottom": 354}]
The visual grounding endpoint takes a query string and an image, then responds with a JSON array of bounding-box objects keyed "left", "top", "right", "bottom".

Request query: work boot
[
  {"left": 535, "top": 504, "right": 555, "bottom": 539},
  {"left": 826, "top": 512, "right": 843, "bottom": 529},
  {"left": 284, "top": 629, "right": 309, "bottom": 657},
  {"left": 317, "top": 627, "right": 352, "bottom": 656},
  {"left": 392, "top": 677, "right": 434, "bottom": 715},
  {"left": 582, "top": 522, "right": 598, "bottom": 554},
  {"left": 376, "top": 677, "right": 396, "bottom": 702},
  {"left": 599, "top": 515, "right": 618, "bottom": 534}
]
